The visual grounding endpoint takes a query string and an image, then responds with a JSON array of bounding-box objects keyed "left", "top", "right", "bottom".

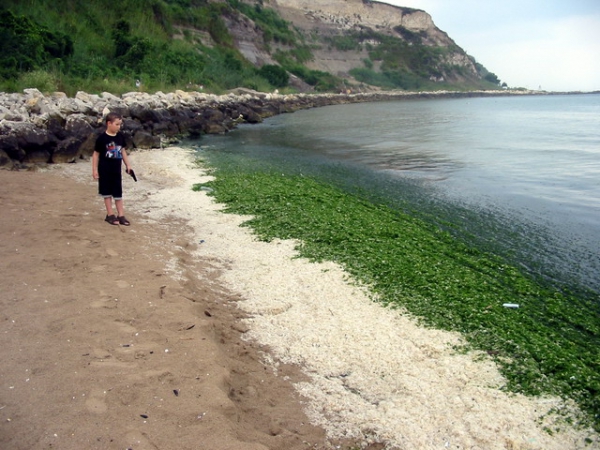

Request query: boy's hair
[{"left": 105, "top": 112, "right": 122, "bottom": 124}]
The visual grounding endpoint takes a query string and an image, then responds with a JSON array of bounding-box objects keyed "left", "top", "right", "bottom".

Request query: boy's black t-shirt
[{"left": 95, "top": 132, "right": 126, "bottom": 174}]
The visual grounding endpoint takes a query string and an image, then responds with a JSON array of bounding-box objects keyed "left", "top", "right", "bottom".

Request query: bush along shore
[
  {"left": 0, "top": 88, "right": 541, "bottom": 169},
  {"left": 195, "top": 158, "right": 600, "bottom": 436}
]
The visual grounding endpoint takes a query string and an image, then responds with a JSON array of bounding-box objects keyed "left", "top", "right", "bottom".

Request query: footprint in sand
[
  {"left": 124, "top": 431, "right": 158, "bottom": 449},
  {"left": 85, "top": 388, "right": 108, "bottom": 414},
  {"left": 90, "top": 299, "right": 118, "bottom": 309},
  {"left": 90, "top": 290, "right": 118, "bottom": 309},
  {"left": 113, "top": 320, "right": 138, "bottom": 335}
]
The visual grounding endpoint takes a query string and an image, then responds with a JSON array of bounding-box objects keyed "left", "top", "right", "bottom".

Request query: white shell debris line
[{"left": 64, "top": 147, "right": 597, "bottom": 449}]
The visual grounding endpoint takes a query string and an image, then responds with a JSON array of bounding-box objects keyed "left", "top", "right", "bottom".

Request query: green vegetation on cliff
[
  {"left": 0, "top": 0, "right": 500, "bottom": 95},
  {"left": 1, "top": 1, "right": 256, "bottom": 94},
  {"left": 0, "top": 0, "right": 339, "bottom": 95}
]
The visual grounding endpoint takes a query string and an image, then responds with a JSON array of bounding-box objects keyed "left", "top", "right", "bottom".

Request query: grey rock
[
  {"left": 0, "top": 87, "right": 518, "bottom": 168},
  {"left": 23, "top": 88, "right": 44, "bottom": 99},
  {"left": 23, "top": 148, "right": 51, "bottom": 164},
  {"left": 0, "top": 149, "right": 15, "bottom": 169},
  {"left": 53, "top": 136, "right": 84, "bottom": 163},
  {"left": 65, "top": 114, "right": 94, "bottom": 140},
  {"left": 133, "top": 131, "right": 161, "bottom": 149},
  {"left": 0, "top": 134, "right": 24, "bottom": 162}
]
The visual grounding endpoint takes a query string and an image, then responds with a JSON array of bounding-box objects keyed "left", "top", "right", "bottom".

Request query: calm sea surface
[{"left": 196, "top": 94, "right": 600, "bottom": 295}]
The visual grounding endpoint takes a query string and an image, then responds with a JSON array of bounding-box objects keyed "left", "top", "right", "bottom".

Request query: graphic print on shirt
[{"left": 105, "top": 141, "right": 123, "bottom": 159}]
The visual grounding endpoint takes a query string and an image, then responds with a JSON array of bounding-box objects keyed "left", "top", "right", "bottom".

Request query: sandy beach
[{"left": 1, "top": 147, "right": 597, "bottom": 450}]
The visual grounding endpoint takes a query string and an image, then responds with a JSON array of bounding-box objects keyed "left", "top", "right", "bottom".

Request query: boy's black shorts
[{"left": 98, "top": 170, "right": 123, "bottom": 199}]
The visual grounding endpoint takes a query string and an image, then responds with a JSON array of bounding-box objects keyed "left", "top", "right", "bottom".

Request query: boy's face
[{"left": 106, "top": 118, "right": 122, "bottom": 134}]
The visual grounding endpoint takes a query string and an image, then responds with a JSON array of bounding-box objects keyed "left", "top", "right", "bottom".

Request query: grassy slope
[{"left": 0, "top": 0, "right": 498, "bottom": 95}]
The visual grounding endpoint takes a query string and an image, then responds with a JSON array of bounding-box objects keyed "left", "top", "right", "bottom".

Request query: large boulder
[
  {"left": 203, "top": 123, "right": 228, "bottom": 134},
  {"left": 65, "top": 114, "right": 94, "bottom": 142},
  {"left": 58, "top": 96, "right": 94, "bottom": 116},
  {"left": 151, "top": 120, "right": 179, "bottom": 136},
  {"left": 24, "top": 147, "right": 52, "bottom": 164},
  {"left": 181, "top": 115, "right": 206, "bottom": 137},
  {"left": 52, "top": 136, "right": 84, "bottom": 163},
  {"left": 2, "top": 122, "right": 52, "bottom": 163},
  {"left": 0, "top": 149, "right": 15, "bottom": 169},
  {"left": 122, "top": 118, "right": 144, "bottom": 135},
  {"left": 0, "top": 107, "right": 28, "bottom": 122},
  {"left": 0, "top": 134, "right": 23, "bottom": 162},
  {"left": 78, "top": 132, "right": 99, "bottom": 159},
  {"left": 237, "top": 105, "right": 262, "bottom": 123},
  {"left": 47, "top": 117, "right": 68, "bottom": 141},
  {"left": 129, "top": 105, "right": 163, "bottom": 124},
  {"left": 132, "top": 131, "right": 161, "bottom": 149}
]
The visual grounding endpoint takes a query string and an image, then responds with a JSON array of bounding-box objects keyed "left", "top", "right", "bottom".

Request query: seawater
[{"left": 195, "top": 94, "right": 600, "bottom": 297}]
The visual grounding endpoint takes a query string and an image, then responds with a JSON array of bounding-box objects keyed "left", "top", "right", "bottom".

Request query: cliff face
[
  {"left": 273, "top": 0, "right": 444, "bottom": 41},
  {"left": 231, "top": 0, "right": 484, "bottom": 88}
]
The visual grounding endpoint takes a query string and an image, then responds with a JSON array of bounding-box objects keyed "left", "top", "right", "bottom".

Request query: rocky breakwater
[
  {"left": 0, "top": 87, "right": 531, "bottom": 169},
  {"left": 0, "top": 87, "right": 352, "bottom": 169}
]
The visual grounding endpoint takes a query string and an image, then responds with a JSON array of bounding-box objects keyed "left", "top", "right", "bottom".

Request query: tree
[{"left": 484, "top": 72, "right": 500, "bottom": 85}]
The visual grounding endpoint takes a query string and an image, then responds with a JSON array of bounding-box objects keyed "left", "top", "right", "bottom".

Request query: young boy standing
[{"left": 92, "top": 113, "right": 133, "bottom": 226}]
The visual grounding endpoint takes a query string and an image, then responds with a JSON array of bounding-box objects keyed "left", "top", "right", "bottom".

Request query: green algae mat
[{"left": 195, "top": 159, "right": 600, "bottom": 435}]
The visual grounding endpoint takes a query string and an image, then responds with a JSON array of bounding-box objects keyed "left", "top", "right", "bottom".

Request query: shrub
[
  {"left": 350, "top": 67, "right": 395, "bottom": 89},
  {"left": 393, "top": 25, "right": 424, "bottom": 44},
  {"left": 0, "top": 9, "right": 73, "bottom": 79},
  {"left": 383, "top": 69, "right": 422, "bottom": 90},
  {"left": 312, "top": 71, "right": 341, "bottom": 92},
  {"left": 207, "top": 8, "right": 233, "bottom": 46},
  {"left": 17, "top": 70, "right": 60, "bottom": 93},
  {"left": 241, "top": 74, "right": 272, "bottom": 93},
  {"left": 327, "top": 35, "right": 361, "bottom": 51},
  {"left": 258, "top": 64, "right": 289, "bottom": 88},
  {"left": 289, "top": 45, "right": 313, "bottom": 64}
]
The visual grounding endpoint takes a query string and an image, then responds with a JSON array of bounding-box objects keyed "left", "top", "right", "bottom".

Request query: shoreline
[
  {"left": 41, "top": 148, "right": 600, "bottom": 447},
  {"left": 2, "top": 87, "right": 592, "bottom": 171},
  {"left": 189, "top": 143, "right": 600, "bottom": 441}
]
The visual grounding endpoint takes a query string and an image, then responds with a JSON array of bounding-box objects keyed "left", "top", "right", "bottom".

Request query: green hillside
[{"left": 0, "top": 0, "right": 500, "bottom": 95}]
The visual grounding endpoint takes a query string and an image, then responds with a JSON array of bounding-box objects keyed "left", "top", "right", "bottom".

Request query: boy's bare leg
[
  {"left": 115, "top": 199, "right": 124, "bottom": 217},
  {"left": 104, "top": 197, "right": 115, "bottom": 216}
]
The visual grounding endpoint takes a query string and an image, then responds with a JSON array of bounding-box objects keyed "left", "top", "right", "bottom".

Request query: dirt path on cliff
[{"left": 1, "top": 148, "right": 597, "bottom": 450}]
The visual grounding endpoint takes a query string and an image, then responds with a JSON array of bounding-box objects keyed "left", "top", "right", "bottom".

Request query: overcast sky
[{"left": 382, "top": 0, "right": 600, "bottom": 92}]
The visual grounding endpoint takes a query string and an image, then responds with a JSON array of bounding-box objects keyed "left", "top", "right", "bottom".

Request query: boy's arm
[
  {"left": 92, "top": 151, "right": 99, "bottom": 179},
  {"left": 122, "top": 148, "right": 132, "bottom": 173}
]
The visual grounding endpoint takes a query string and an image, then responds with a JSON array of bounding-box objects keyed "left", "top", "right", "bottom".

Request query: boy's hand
[{"left": 126, "top": 167, "right": 138, "bottom": 182}]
